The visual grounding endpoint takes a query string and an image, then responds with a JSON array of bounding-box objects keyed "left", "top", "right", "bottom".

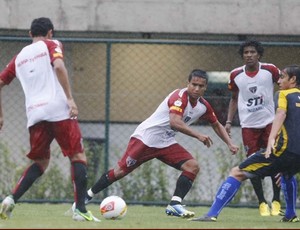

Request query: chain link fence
[{"left": 1, "top": 35, "right": 300, "bottom": 206}]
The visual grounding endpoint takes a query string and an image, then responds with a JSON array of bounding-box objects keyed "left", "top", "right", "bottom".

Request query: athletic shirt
[
  {"left": 228, "top": 62, "right": 280, "bottom": 128},
  {"left": 131, "top": 88, "right": 217, "bottom": 148},
  {"left": 274, "top": 88, "right": 300, "bottom": 156},
  {"left": 0, "top": 39, "right": 69, "bottom": 128}
]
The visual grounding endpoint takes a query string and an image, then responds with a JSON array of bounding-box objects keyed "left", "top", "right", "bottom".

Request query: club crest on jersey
[
  {"left": 249, "top": 86, "right": 257, "bottom": 93},
  {"left": 126, "top": 156, "right": 137, "bottom": 167},
  {"left": 174, "top": 99, "right": 182, "bottom": 107}
]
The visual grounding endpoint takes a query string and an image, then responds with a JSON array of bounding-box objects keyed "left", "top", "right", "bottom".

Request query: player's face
[
  {"left": 242, "top": 46, "right": 260, "bottom": 68},
  {"left": 278, "top": 71, "right": 292, "bottom": 90},
  {"left": 187, "top": 76, "right": 207, "bottom": 100}
]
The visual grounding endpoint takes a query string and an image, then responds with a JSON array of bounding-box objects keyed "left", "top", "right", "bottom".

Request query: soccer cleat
[
  {"left": 0, "top": 196, "right": 15, "bottom": 220},
  {"left": 280, "top": 216, "right": 300, "bottom": 223},
  {"left": 189, "top": 215, "right": 217, "bottom": 222},
  {"left": 85, "top": 194, "right": 93, "bottom": 204},
  {"left": 165, "top": 204, "right": 195, "bottom": 218},
  {"left": 259, "top": 202, "right": 270, "bottom": 216},
  {"left": 72, "top": 209, "right": 101, "bottom": 222},
  {"left": 271, "top": 201, "right": 283, "bottom": 216}
]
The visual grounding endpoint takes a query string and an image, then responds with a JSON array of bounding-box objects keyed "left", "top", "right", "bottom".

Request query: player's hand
[
  {"left": 67, "top": 98, "right": 78, "bottom": 119},
  {"left": 264, "top": 138, "right": 275, "bottom": 158},
  {"left": 228, "top": 143, "right": 239, "bottom": 155},
  {"left": 198, "top": 135, "right": 213, "bottom": 148}
]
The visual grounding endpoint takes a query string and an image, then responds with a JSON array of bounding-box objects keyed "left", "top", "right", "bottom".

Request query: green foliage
[{"left": 0, "top": 142, "right": 17, "bottom": 197}]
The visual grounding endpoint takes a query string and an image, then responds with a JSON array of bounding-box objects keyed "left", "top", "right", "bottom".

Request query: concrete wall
[{"left": 1, "top": 0, "right": 300, "bottom": 35}]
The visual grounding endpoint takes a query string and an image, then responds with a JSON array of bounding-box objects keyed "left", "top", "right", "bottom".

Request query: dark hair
[
  {"left": 283, "top": 65, "right": 300, "bottom": 86},
  {"left": 188, "top": 69, "right": 208, "bottom": 83},
  {"left": 238, "top": 40, "right": 264, "bottom": 58},
  {"left": 30, "top": 17, "right": 54, "bottom": 37}
]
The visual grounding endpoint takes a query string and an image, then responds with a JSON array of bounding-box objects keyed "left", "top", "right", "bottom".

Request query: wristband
[{"left": 226, "top": 121, "right": 232, "bottom": 124}]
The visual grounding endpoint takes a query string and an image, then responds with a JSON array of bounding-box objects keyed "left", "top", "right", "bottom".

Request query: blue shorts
[{"left": 239, "top": 149, "right": 300, "bottom": 178}]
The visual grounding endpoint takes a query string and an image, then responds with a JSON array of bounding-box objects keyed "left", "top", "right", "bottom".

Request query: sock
[
  {"left": 91, "top": 169, "right": 116, "bottom": 194},
  {"left": 170, "top": 175, "right": 193, "bottom": 205},
  {"left": 71, "top": 162, "right": 88, "bottom": 213},
  {"left": 207, "top": 176, "right": 241, "bottom": 217},
  {"left": 271, "top": 174, "right": 281, "bottom": 202},
  {"left": 281, "top": 175, "right": 297, "bottom": 218},
  {"left": 12, "top": 163, "right": 43, "bottom": 202},
  {"left": 250, "top": 177, "right": 266, "bottom": 204}
]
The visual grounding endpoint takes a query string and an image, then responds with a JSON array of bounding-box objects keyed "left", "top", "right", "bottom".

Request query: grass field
[{"left": 0, "top": 203, "right": 299, "bottom": 229}]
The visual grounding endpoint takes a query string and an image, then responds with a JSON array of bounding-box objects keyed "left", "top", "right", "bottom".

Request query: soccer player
[
  {"left": 224, "top": 40, "right": 282, "bottom": 216},
  {"left": 80, "top": 69, "right": 239, "bottom": 218},
  {"left": 0, "top": 17, "right": 98, "bottom": 222},
  {"left": 191, "top": 64, "right": 300, "bottom": 223}
]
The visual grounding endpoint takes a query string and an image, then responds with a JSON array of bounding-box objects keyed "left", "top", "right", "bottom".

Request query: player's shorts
[
  {"left": 118, "top": 137, "right": 194, "bottom": 174},
  {"left": 239, "top": 149, "right": 300, "bottom": 178},
  {"left": 27, "top": 119, "right": 84, "bottom": 160},
  {"left": 242, "top": 123, "right": 272, "bottom": 157}
]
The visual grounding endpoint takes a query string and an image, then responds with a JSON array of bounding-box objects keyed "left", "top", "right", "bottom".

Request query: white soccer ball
[{"left": 100, "top": 195, "right": 127, "bottom": 220}]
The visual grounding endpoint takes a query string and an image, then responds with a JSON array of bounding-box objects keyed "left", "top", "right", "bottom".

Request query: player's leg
[
  {"left": 86, "top": 137, "right": 153, "bottom": 202},
  {"left": 54, "top": 119, "right": 98, "bottom": 221},
  {"left": 280, "top": 174, "right": 299, "bottom": 222},
  {"left": 270, "top": 174, "right": 282, "bottom": 216},
  {"left": 243, "top": 127, "right": 270, "bottom": 216},
  {"left": 191, "top": 150, "right": 270, "bottom": 222},
  {"left": 159, "top": 144, "right": 197, "bottom": 218},
  {"left": 0, "top": 121, "right": 51, "bottom": 220}
]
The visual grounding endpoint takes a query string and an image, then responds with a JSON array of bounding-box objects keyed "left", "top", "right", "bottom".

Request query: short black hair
[
  {"left": 30, "top": 17, "right": 54, "bottom": 37},
  {"left": 188, "top": 69, "right": 208, "bottom": 83},
  {"left": 283, "top": 65, "right": 300, "bottom": 86},
  {"left": 238, "top": 40, "right": 264, "bottom": 58}
]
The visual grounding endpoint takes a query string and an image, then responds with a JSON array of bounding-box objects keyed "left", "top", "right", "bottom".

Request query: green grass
[{"left": 0, "top": 203, "right": 298, "bottom": 229}]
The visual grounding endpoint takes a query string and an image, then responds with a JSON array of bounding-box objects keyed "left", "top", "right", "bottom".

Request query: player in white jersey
[
  {"left": 225, "top": 40, "right": 282, "bottom": 216},
  {"left": 0, "top": 17, "right": 98, "bottom": 222},
  {"left": 81, "top": 69, "right": 239, "bottom": 218}
]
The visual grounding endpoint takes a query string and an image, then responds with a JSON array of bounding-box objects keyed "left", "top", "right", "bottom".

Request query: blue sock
[
  {"left": 281, "top": 175, "right": 297, "bottom": 218},
  {"left": 207, "top": 176, "right": 241, "bottom": 217}
]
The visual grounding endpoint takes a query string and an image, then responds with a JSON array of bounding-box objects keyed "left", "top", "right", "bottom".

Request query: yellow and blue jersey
[{"left": 274, "top": 88, "right": 300, "bottom": 156}]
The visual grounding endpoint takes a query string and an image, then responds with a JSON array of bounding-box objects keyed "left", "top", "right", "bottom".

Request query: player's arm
[
  {"left": 265, "top": 108, "right": 286, "bottom": 158},
  {"left": 225, "top": 90, "right": 238, "bottom": 135},
  {"left": 169, "top": 113, "right": 213, "bottom": 147},
  {"left": 210, "top": 120, "right": 239, "bottom": 155},
  {"left": 53, "top": 58, "right": 78, "bottom": 119}
]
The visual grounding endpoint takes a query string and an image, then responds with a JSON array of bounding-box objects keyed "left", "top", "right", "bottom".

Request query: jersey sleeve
[
  {"left": 168, "top": 89, "right": 188, "bottom": 116},
  {"left": 228, "top": 68, "right": 242, "bottom": 92},
  {"left": 199, "top": 98, "right": 218, "bottom": 124},
  {"left": 0, "top": 56, "right": 17, "bottom": 85},
  {"left": 44, "top": 39, "right": 64, "bottom": 64},
  {"left": 261, "top": 63, "right": 281, "bottom": 83},
  {"left": 277, "top": 90, "right": 288, "bottom": 111}
]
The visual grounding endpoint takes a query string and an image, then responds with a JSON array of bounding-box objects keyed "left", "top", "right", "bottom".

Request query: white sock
[{"left": 87, "top": 189, "right": 95, "bottom": 197}]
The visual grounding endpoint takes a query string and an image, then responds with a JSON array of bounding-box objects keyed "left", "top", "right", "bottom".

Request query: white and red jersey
[
  {"left": 0, "top": 39, "right": 70, "bottom": 128},
  {"left": 131, "top": 88, "right": 217, "bottom": 148},
  {"left": 228, "top": 62, "right": 280, "bottom": 128}
]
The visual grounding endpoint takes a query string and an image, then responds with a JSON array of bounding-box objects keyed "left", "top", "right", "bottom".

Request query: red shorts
[
  {"left": 242, "top": 123, "right": 272, "bottom": 157},
  {"left": 118, "top": 137, "right": 194, "bottom": 174},
  {"left": 27, "top": 119, "right": 84, "bottom": 160}
]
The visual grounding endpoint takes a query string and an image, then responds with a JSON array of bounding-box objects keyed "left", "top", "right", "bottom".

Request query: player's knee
[{"left": 186, "top": 159, "right": 200, "bottom": 174}]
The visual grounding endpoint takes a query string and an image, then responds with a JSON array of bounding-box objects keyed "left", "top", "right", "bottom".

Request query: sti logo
[{"left": 249, "top": 86, "right": 257, "bottom": 93}]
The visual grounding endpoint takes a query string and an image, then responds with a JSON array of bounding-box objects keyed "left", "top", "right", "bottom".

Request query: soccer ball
[{"left": 100, "top": 195, "right": 127, "bottom": 220}]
